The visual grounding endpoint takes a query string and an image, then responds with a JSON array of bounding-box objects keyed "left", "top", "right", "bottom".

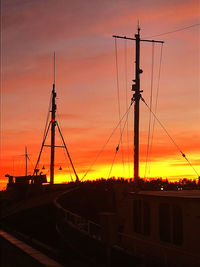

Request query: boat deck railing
[{"left": 54, "top": 197, "right": 102, "bottom": 241}]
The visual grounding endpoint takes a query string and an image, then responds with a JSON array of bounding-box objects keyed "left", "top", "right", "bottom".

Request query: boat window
[
  {"left": 159, "top": 203, "right": 171, "bottom": 242},
  {"left": 143, "top": 201, "right": 151, "bottom": 236},
  {"left": 133, "top": 199, "right": 141, "bottom": 233},
  {"left": 172, "top": 205, "right": 183, "bottom": 245}
]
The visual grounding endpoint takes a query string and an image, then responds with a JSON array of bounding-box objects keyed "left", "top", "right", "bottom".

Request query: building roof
[{"left": 129, "top": 190, "right": 200, "bottom": 199}]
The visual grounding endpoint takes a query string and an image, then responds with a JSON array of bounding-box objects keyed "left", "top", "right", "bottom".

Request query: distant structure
[{"left": 5, "top": 146, "right": 47, "bottom": 190}]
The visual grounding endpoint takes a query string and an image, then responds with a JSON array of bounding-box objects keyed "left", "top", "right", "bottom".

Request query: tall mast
[
  {"left": 113, "top": 28, "right": 163, "bottom": 187},
  {"left": 133, "top": 26, "right": 142, "bottom": 182},
  {"left": 33, "top": 53, "right": 79, "bottom": 183},
  {"left": 50, "top": 52, "right": 56, "bottom": 185}
]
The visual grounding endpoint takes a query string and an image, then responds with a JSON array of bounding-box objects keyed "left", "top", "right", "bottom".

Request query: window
[
  {"left": 133, "top": 199, "right": 141, "bottom": 233},
  {"left": 172, "top": 205, "right": 182, "bottom": 245},
  {"left": 143, "top": 201, "right": 151, "bottom": 235},
  {"left": 159, "top": 203, "right": 171, "bottom": 242}
]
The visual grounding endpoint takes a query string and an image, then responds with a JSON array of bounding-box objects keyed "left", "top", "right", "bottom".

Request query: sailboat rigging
[
  {"left": 80, "top": 26, "right": 199, "bottom": 184},
  {"left": 112, "top": 26, "right": 199, "bottom": 182},
  {"left": 113, "top": 26, "right": 164, "bottom": 184},
  {"left": 33, "top": 53, "right": 79, "bottom": 183}
]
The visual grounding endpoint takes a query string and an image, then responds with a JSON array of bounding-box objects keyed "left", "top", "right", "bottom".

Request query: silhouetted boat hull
[{"left": 54, "top": 186, "right": 200, "bottom": 267}]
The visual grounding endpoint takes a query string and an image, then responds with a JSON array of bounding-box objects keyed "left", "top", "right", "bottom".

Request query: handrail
[{"left": 54, "top": 187, "right": 102, "bottom": 240}]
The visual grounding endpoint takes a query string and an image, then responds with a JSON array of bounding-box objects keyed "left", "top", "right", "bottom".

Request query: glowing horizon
[{"left": 1, "top": 0, "right": 200, "bottom": 190}]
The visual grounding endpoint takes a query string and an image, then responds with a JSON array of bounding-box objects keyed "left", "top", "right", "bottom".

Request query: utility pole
[
  {"left": 113, "top": 27, "right": 164, "bottom": 187},
  {"left": 50, "top": 53, "right": 56, "bottom": 185}
]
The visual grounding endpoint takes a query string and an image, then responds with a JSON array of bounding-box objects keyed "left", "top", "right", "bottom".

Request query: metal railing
[{"left": 54, "top": 194, "right": 102, "bottom": 241}]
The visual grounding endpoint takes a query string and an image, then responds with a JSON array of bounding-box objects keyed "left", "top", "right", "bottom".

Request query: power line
[{"left": 145, "top": 23, "right": 200, "bottom": 38}]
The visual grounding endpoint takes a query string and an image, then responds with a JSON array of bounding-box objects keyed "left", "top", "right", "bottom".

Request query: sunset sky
[{"left": 1, "top": 0, "right": 200, "bottom": 189}]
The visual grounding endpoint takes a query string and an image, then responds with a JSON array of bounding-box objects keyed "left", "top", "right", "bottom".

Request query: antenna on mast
[
  {"left": 137, "top": 20, "right": 140, "bottom": 33},
  {"left": 53, "top": 52, "right": 56, "bottom": 85}
]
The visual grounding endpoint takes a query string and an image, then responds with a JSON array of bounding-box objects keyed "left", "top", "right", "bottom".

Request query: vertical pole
[
  {"left": 50, "top": 53, "right": 56, "bottom": 185},
  {"left": 25, "top": 146, "right": 27, "bottom": 176},
  {"left": 133, "top": 27, "right": 141, "bottom": 184},
  {"left": 113, "top": 30, "right": 163, "bottom": 188}
]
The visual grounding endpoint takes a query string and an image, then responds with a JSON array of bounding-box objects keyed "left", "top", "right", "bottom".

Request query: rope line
[
  {"left": 57, "top": 110, "right": 73, "bottom": 182},
  {"left": 115, "top": 38, "right": 125, "bottom": 169},
  {"left": 107, "top": 105, "right": 131, "bottom": 178},
  {"left": 141, "top": 97, "right": 199, "bottom": 178},
  {"left": 43, "top": 93, "right": 52, "bottom": 141},
  {"left": 63, "top": 147, "right": 73, "bottom": 182},
  {"left": 81, "top": 101, "right": 134, "bottom": 181},
  {"left": 124, "top": 39, "right": 130, "bottom": 177},
  {"left": 145, "top": 42, "right": 155, "bottom": 178},
  {"left": 27, "top": 155, "right": 35, "bottom": 174},
  {"left": 145, "top": 23, "right": 200, "bottom": 38},
  {"left": 183, "top": 155, "right": 199, "bottom": 178},
  {"left": 107, "top": 146, "right": 119, "bottom": 179},
  {"left": 118, "top": 105, "right": 131, "bottom": 147},
  {"left": 148, "top": 43, "right": 164, "bottom": 171}
]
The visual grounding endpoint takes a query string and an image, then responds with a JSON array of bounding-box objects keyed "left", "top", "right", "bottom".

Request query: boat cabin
[
  {"left": 6, "top": 174, "right": 47, "bottom": 188},
  {"left": 119, "top": 190, "right": 200, "bottom": 267}
]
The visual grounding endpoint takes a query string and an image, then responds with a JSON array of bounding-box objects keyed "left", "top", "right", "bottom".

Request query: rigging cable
[
  {"left": 81, "top": 100, "right": 134, "bottom": 181},
  {"left": 148, "top": 43, "right": 164, "bottom": 172},
  {"left": 145, "top": 23, "right": 200, "bottom": 38},
  {"left": 107, "top": 105, "right": 131, "bottom": 179},
  {"left": 145, "top": 42, "right": 155, "bottom": 178},
  {"left": 57, "top": 110, "right": 73, "bottom": 182},
  {"left": 20, "top": 151, "right": 35, "bottom": 174},
  {"left": 107, "top": 145, "right": 119, "bottom": 179},
  {"left": 124, "top": 38, "right": 130, "bottom": 177},
  {"left": 115, "top": 38, "right": 125, "bottom": 169},
  {"left": 33, "top": 121, "right": 51, "bottom": 174},
  {"left": 56, "top": 111, "right": 78, "bottom": 181},
  {"left": 33, "top": 87, "right": 53, "bottom": 173},
  {"left": 43, "top": 93, "right": 52, "bottom": 141},
  {"left": 141, "top": 97, "right": 199, "bottom": 178},
  {"left": 27, "top": 155, "right": 35, "bottom": 174}
]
